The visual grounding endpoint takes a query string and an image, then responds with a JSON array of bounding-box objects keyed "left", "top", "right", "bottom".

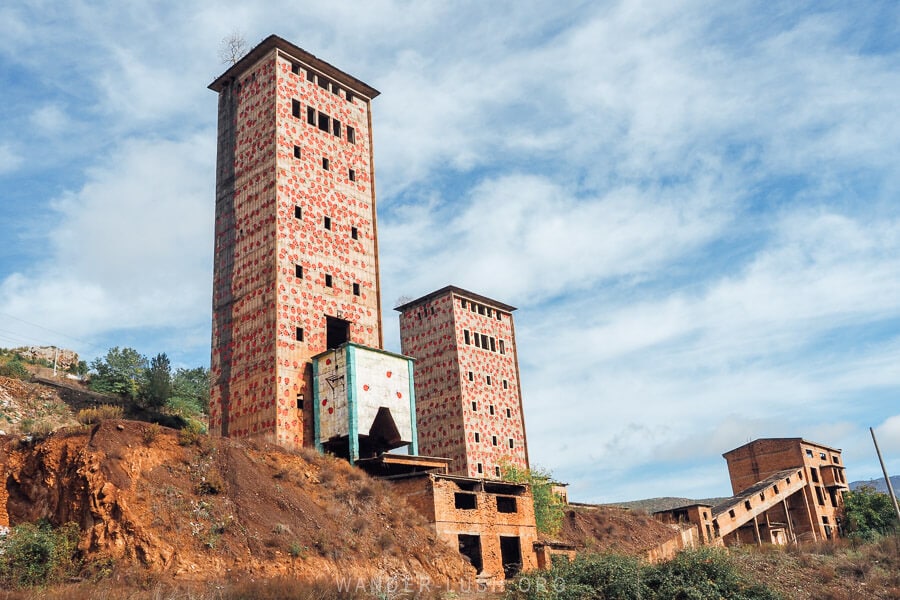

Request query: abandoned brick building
[
  {"left": 208, "top": 35, "right": 384, "bottom": 451},
  {"left": 655, "top": 438, "right": 849, "bottom": 546},
  {"left": 396, "top": 287, "right": 530, "bottom": 479}
]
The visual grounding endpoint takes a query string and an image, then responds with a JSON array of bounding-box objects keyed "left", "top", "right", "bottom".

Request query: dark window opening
[
  {"left": 472, "top": 401, "right": 477, "bottom": 411},
  {"left": 318, "top": 112, "right": 330, "bottom": 132},
  {"left": 497, "top": 496, "right": 517, "bottom": 513},
  {"left": 322, "top": 157, "right": 330, "bottom": 170},
  {"left": 347, "top": 126, "right": 355, "bottom": 144},
  {"left": 816, "top": 487, "right": 825, "bottom": 505},
  {"left": 820, "top": 452, "right": 826, "bottom": 460},
  {"left": 460, "top": 299, "right": 466, "bottom": 309},
  {"left": 489, "top": 405, "right": 495, "bottom": 416},
  {"left": 291, "top": 63, "right": 301, "bottom": 75},
  {"left": 486, "top": 308, "right": 492, "bottom": 317},
  {"left": 332, "top": 119, "right": 341, "bottom": 137},
  {"left": 306, "top": 70, "right": 315, "bottom": 83},
  {"left": 503, "top": 380, "right": 508, "bottom": 389},
  {"left": 728, "top": 509, "right": 736, "bottom": 518},
  {"left": 806, "top": 449, "right": 814, "bottom": 458},
  {"left": 499, "top": 536, "right": 522, "bottom": 579},
  {"left": 773, "top": 484, "right": 779, "bottom": 494},
  {"left": 326, "top": 316, "right": 350, "bottom": 349},
  {"left": 352, "top": 283, "right": 360, "bottom": 296},
  {"left": 293, "top": 145, "right": 301, "bottom": 159},
  {"left": 318, "top": 76, "right": 330, "bottom": 90},
  {"left": 324, "top": 274, "right": 333, "bottom": 288},
  {"left": 499, "top": 340, "right": 505, "bottom": 354},
  {"left": 811, "top": 468, "right": 819, "bottom": 483},
  {"left": 492, "top": 435, "right": 498, "bottom": 446},
  {"left": 351, "top": 226, "right": 358, "bottom": 239},
  {"left": 480, "top": 334, "right": 488, "bottom": 349},
  {"left": 744, "top": 500, "right": 751, "bottom": 510},
  {"left": 495, "top": 466, "right": 501, "bottom": 477},
  {"left": 296, "top": 393, "right": 304, "bottom": 409},
  {"left": 295, "top": 264, "right": 303, "bottom": 279},
  {"left": 478, "top": 305, "right": 485, "bottom": 315},
  {"left": 497, "top": 312, "right": 502, "bottom": 321},
  {"left": 307, "top": 106, "right": 315, "bottom": 125},
  {"left": 474, "top": 334, "right": 480, "bottom": 348},
  {"left": 346, "top": 91, "right": 354, "bottom": 103},
  {"left": 454, "top": 492, "right": 477, "bottom": 510},
  {"left": 324, "top": 216, "right": 332, "bottom": 229},
  {"left": 508, "top": 438, "right": 514, "bottom": 449},
  {"left": 476, "top": 463, "right": 483, "bottom": 474},
  {"left": 467, "top": 371, "right": 474, "bottom": 381},
  {"left": 349, "top": 168, "right": 356, "bottom": 182},
  {"left": 486, "top": 376, "right": 492, "bottom": 386},
  {"left": 294, "top": 205, "right": 302, "bottom": 219},
  {"left": 464, "top": 330, "right": 471, "bottom": 344},
  {"left": 506, "top": 408, "right": 511, "bottom": 418},
  {"left": 474, "top": 432, "right": 480, "bottom": 443},
  {"left": 760, "top": 492, "right": 765, "bottom": 501},
  {"left": 490, "top": 337, "right": 496, "bottom": 352},
  {"left": 291, "top": 99, "right": 301, "bottom": 118},
  {"left": 458, "top": 534, "right": 482, "bottom": 572},
  {"left": 296, "top": 327, "right": 304, "bottom": 342}
]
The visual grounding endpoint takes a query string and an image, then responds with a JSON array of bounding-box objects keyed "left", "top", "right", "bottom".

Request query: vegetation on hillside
[{"left": 843, "top": 485, "right": 899, "bottom": 540}]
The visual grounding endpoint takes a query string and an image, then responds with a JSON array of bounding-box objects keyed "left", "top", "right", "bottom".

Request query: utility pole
[
  {"left": 869, "top": 427, "right": 900, "bottom": 524},
  {"left": 53, "top": 346, "right": 58, "bottom": 377}
]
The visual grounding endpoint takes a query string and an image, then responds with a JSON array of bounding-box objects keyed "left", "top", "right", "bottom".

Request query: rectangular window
[
  {"left": 346, "top": 91, "right": 354, "bottom": 103},
  {"left": 322, "top": 157, "right": 330, "bottom": 170},
  {"left": 499, "top": 340, "right": 505, "bottom": 354},
  {"left": 293, "top": 145, "right": 301, "bottom": 159},
  {"left": 820, "top": 452, "right": 827, "bottom": 460},
  {"left": 352, "top": 283, "right": 360, "bottom": 296},
  {"left": 497, "top": 496, "right": 517, "bottom": 513},
  {"left": 495, "top": 466, "right": 501, "bottom": 477},
  {"left": 467, "top": 371, "right": 474, "bottom": 381},
  {"left": 291, "top": 99, "right": 301, "bottom": 118},
  {"left": 506, "top": 408, "right": 511, "bottom": 418},
  {"left": 474, "top": 432, "right": 480, "bottom": 443},
  {"left": 318, "top": 76, "right": 330, "bottom": 90},
  {"left": 332, "top": 119, "right": 341, "bottom": 138},
  {"left": 486, "top": 308, "right": 492, "bottom": 318},
  {"left": 291, "top": 63, "right": 301, "bottom": 75},
  {"left": 307, "top": 106, "right": 316, "bottom": 125},
  {"left": 490, "top": 337, "right": 496, "bottom": 352},
  {"left": 489, "top": 405, "right": 495, "bottom": 416},
  {"left": 744, "top": 500, "right": 751, "bottom": 510},
  {"left": 464, "top": 330, "right": 471, "bottom": 345},
  {"left": 492, "top": 435, "right": 498, "bottom": 446},
  {"left": 806, "top": 449, "right": 813, "bottom": 458},
  {"left": 295, "top": 264, "right": 303, "bottom": 279},
  {"left": 454, "top": 492, "right": 477, "bottom": 510},
  {"left": 474, "top": 334, "right": 480, "bottom": 348},
  {"left": 478, "top": 305, "right": 485, "bottom": 315},
  {"left": 296, "top": 327, "right": 304, "bottom": 341},
  {"left": 477, "top": 463, "right": 483, "bottom": 474},
  {"left": 810, "top": 468, "right": 819, "bottom": 483},
  {"left": 306, "top": 70, "right": 315, "bottom": 83},
  {"left": 508, "top": 438, "right": 514, "bottom": 449},
  {"left": 486, "top": 375, "right": 492, "bottom": 386},
  {"left": 497, "top": 312, "right": 502, "bottom": 321},
  {"left": 325, "top": 274, "right": 333, "bottom": 288},
  {"left": 503, "top": 379, "right": 508, "bottom": 389},
  {"left": 460, "top": 299, "right": 466, "bottom": 309},
  {"left": 348, "top": 168, "right": 356, "bottom": 182},
  {"left": 471, "top": 401, "right": 477, "bottom": 411},
  {"left": 324, "top": 216, "right": 332, "bottom": 230},
  {"left": 294, "top": 205, "right": 302, "bottom": 219},
  {"left": 296, "top": 393, "right": 304, "bottom": 409},
  {"left": 481, "top": 334, "right": 489, "bottom": 349},
  {"left": 347, "top": 126, "right": 355, "bottom": 144},
  {"left": 351, "top": 226, "right": 358, "bottom": 239},
  {"left": 318, "top": 112, "right": 330, "bottom": 132}
]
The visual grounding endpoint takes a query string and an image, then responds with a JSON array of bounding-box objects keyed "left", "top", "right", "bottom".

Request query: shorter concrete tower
[{"left": 397, "top": 286, "right": 530, "bottom": 479}]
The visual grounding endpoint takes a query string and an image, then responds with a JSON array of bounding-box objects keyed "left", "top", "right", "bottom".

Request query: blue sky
[{"left": 1, "top": 1, "right": 899, "bottom": 503}]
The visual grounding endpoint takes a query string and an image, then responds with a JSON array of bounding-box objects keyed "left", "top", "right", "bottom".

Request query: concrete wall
[{"left": 211, "top": 41, "right": 382, "bottom": 451}]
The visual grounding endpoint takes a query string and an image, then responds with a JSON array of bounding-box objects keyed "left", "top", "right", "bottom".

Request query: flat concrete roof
[
  {"left": 209, "top": 34, "right": 379, "bottom": 99},
  {"left": 394, "top": 285, "right": 516, "bottom": 314}
]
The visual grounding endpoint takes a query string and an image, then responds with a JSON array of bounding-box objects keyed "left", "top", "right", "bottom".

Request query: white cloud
[{"left": 0, "top": 143, "right": 23, "bottom": 175}]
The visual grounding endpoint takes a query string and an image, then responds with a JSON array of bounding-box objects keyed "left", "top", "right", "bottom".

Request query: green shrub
[
  {"left": 76, "top": 405, "right": 124, "bottom": 425},
  {"left": 0, "top": 520, "right": 81, "bottom": 588},
  {"left": 843, "top": 485, "right": 899, "bottom": 541},
  {"left": 0, "top": 358, "right": 30, "bottom": 380},
  {"left": 178, "top": 419, "right": 206, "bottom": 446},
  {"left": 643, "top": 547, "right": 781, "bottom": 600}
]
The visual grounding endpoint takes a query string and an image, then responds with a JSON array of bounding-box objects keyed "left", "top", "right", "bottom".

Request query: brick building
[
  {"left": 208, "top": 35, "right": 383, "bottom": 450},
  {"left": 396, "top": 286, "right": 530, "bottom": 479},
  {"left": 722, "top": 438, "right": 849, "bottom": 541}
]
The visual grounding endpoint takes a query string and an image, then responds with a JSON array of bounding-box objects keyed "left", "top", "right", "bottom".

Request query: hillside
[
  {"left": 1, "top": 420, "right": 473, "bottom": 588},
  {"left": 851, "top": 476, "right": 900, "bottom": 494},
  {"left": 602, "top": 496, "right": 729, "bottom": 513}
]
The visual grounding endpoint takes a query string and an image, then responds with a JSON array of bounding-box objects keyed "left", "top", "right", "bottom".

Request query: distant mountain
[
  {"left": 601, "top": 496, "right": 729, "bottom": 514},
  {"left": 850, "top": 475, "right": 900, "bottom": 493}
]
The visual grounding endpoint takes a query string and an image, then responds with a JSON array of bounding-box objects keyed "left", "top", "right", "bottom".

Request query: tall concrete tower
[
  {"left": 208, "top": 35, "right": 382, "bottom": 450},
  {"left": 396, "top": 286, "right": 530, "bottom": 478}
]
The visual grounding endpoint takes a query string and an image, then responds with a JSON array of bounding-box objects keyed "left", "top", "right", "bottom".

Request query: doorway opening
[{"left": 326, "top": 316, "right": 350, "bottom": 349}]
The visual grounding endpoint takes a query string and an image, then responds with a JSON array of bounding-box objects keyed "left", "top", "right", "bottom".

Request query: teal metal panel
[
  {"left": 312, "top": 355, "right": 322, "bottom": 452},
  {"left": 407, "top": 359, "right": 419, "bottom": 456},
  {"left": 346, "top": 344, "right": 359, "bottom": 464}
]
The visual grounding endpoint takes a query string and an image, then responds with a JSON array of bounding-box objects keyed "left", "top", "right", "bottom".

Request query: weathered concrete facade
[
  {"left": 723, "top": 438, "right": 848, "bottom": 542},
  {"left": 393, "top": 473, "right": 539, "bottom": 581},
  {"left": 208, "top": 36, "right": 382, "bottom": 450},
  {"left": 396, "top": 287, "right": 529, "bottom": 479}
]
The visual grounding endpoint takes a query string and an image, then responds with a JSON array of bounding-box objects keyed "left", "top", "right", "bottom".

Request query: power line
[{"left": 0, "top": 312, "right": 95, "bottom": 349}]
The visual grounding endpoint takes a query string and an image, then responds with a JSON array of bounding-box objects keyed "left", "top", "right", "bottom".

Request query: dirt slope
[
  {"left": 557, "top": 504, "right": 684, "bottom": 556},
  {"left": 0, "top": 420, "right": 473, "bottom": 584}
]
